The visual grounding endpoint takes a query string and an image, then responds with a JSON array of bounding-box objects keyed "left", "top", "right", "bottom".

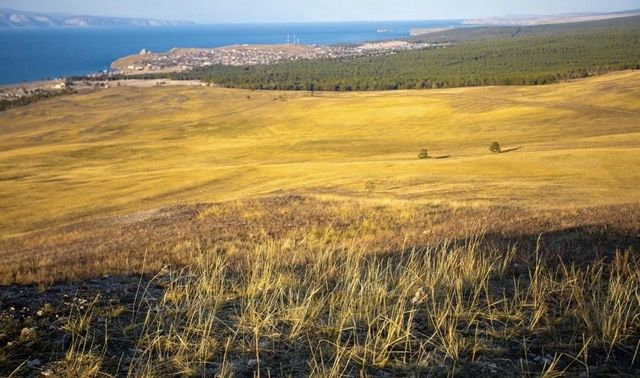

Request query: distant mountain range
[
  {"left": 0, "top": 8, "right": 195, "bottom": 28},
  {"left": 463, "top": 9, "right": 640, "bottom": 26},
  {"left": 3, "top": 7, "right": 640, "bottom": 29}
]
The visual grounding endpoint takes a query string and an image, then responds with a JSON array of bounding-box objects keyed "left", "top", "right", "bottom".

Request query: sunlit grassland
[
  {"left": 1, "top": 72, "right": 640, "bottom": 377},
  {"left": 1, "top": 71, "right": 639, "bottom": 238}
]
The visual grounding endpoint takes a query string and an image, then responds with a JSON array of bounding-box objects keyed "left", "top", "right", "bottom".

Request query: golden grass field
[
  {"left": 1, "top": 71, "right": 640, "bottom": 377},
  {"left": 1, "top": 71, "right": 639, "bottom": 239}
]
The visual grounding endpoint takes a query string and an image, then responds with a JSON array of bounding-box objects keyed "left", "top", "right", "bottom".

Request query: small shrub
[
  {"left": 489, "top": 142, "right": 501, "bottom": 153},
  {"left": 418, "top": 149, "right": 430, "bottom": 159}
]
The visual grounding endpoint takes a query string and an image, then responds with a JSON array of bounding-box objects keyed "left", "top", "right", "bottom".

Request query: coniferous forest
[{"left": 170, "top": 16, "right": 640, "bottom": 91}]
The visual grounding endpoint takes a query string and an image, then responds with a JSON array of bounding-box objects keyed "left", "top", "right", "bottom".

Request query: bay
[{"left": 0, "top": 20, "right": 461, "bottom": 84}]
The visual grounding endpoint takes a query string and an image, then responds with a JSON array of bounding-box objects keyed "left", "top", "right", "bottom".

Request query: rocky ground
[{"left": 0, "top": 275, "right": 162, "bottom": 376}]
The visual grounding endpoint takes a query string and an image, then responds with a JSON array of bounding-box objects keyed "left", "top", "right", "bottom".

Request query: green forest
[{"left": 170, "top": 16, "right": 640, "bottom": 91}]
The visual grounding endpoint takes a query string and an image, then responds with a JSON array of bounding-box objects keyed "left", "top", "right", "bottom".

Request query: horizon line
[{"left": 2, "top": 6, "right": 639, "bottom": 25}]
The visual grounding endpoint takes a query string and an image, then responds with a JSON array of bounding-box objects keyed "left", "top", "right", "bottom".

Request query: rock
[
  {"left": 37, "top": 303, "right": 55, "bottom": 317},
  {"left": 20, "top": 327, "right": 38, "bottom": 342},
  {"left": 411, "top": 287, "right": 427, "bottom": 305},
  {"left": 555, "top": 358, "right": 567, "bottom": 369},
  {"left": 510, "top": 262, "right": 528, "bottom": 276},
  {"left": 247, "top": 359, "right": 259, "bottom": 367},
  {"left": 27, "top": 358, "right": 42, "bottom": 368}
]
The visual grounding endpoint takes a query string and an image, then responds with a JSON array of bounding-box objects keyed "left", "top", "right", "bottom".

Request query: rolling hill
[
  {"left": 1, "top": 70, "right": 639, "bottom": 279},
  {"left": 1, "top": 66, "right": 640, "bottom": 378}
]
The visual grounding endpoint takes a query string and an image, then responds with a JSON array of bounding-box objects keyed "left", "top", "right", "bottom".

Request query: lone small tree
[
  {"left": 489, "top": 142, "right": 502, "bottom": 153},
  {"left": 418, "top": 149, "right": 430, "bottom": 159}
]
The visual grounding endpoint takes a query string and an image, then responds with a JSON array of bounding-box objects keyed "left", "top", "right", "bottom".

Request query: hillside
[
  {"left": 1, "top": 71, "right": 640, "bottom": 377},
  {"left": 462, "top": 9, "right": 640, "bottom": 26},
  {"left": 1, "top": 70, "right": 639, "bottom": 258},
  {"left": 2, "top": 71, "right": 639, "bottom": 238}
]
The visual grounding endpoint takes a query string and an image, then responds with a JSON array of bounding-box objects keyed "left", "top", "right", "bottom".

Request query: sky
[{"left": 1, "top": 0, "right": 639, "bottom": 23}]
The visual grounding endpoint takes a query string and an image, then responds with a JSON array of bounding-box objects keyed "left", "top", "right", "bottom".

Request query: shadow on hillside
[
  {"left": 372, "top": 224, "right": 640, "bottom": 273},
  {"left": 1, "top": 223, "right": 638, "bottom": 377},
  {"left": 500, "top": 146, "right": 523, "bottom": 153}
]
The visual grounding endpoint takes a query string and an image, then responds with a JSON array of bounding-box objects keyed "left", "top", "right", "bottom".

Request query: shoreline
[
  {"left": 2, "top": 11, "right": 639, "bottom": 86},
  {"left": 0, "top": 21, "right": 453, "bottom": 86}
]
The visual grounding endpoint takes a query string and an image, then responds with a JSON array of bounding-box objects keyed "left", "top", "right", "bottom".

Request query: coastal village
[
  {"left": 0, "top": 80, "right": 72, "bottom": 110},
  {"left": 2, "top": 40, "right": 449, "bottom": 109},
  {"left": 112, "top": 40, "right": 448, "bottom": 74}
]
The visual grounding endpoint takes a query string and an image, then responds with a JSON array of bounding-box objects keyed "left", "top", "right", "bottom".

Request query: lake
[{"left": 0, "top": 20, "right": 462, "bottom": 84}]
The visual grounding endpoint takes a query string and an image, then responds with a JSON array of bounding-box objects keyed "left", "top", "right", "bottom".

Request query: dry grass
[
  {"left": 0, "top": 196, "right": 638, "bottom": 285},
  {"left": 1, "top": 71, "right": 639, "bottom": 239},
  {"left": 11, "top": 227, "right": 635, "bottom": 376},
  {"left": 1, "top": 72, "right": 639, "bottom": 376},
  {"left": 1, "top": 71, "right": 639, "bottom": 284}
]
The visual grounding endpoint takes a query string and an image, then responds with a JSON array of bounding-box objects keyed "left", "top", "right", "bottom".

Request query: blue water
[{"left": 0, "top": 20, "right": 461, "bottom": 84}]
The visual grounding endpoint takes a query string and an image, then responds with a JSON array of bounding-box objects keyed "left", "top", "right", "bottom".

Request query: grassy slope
[
  {"left": 1, "top": 71, "right": 639, "bottom": 238},
  {"left": 1, "top": 68, "right": 640, "bottom": 377}
]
